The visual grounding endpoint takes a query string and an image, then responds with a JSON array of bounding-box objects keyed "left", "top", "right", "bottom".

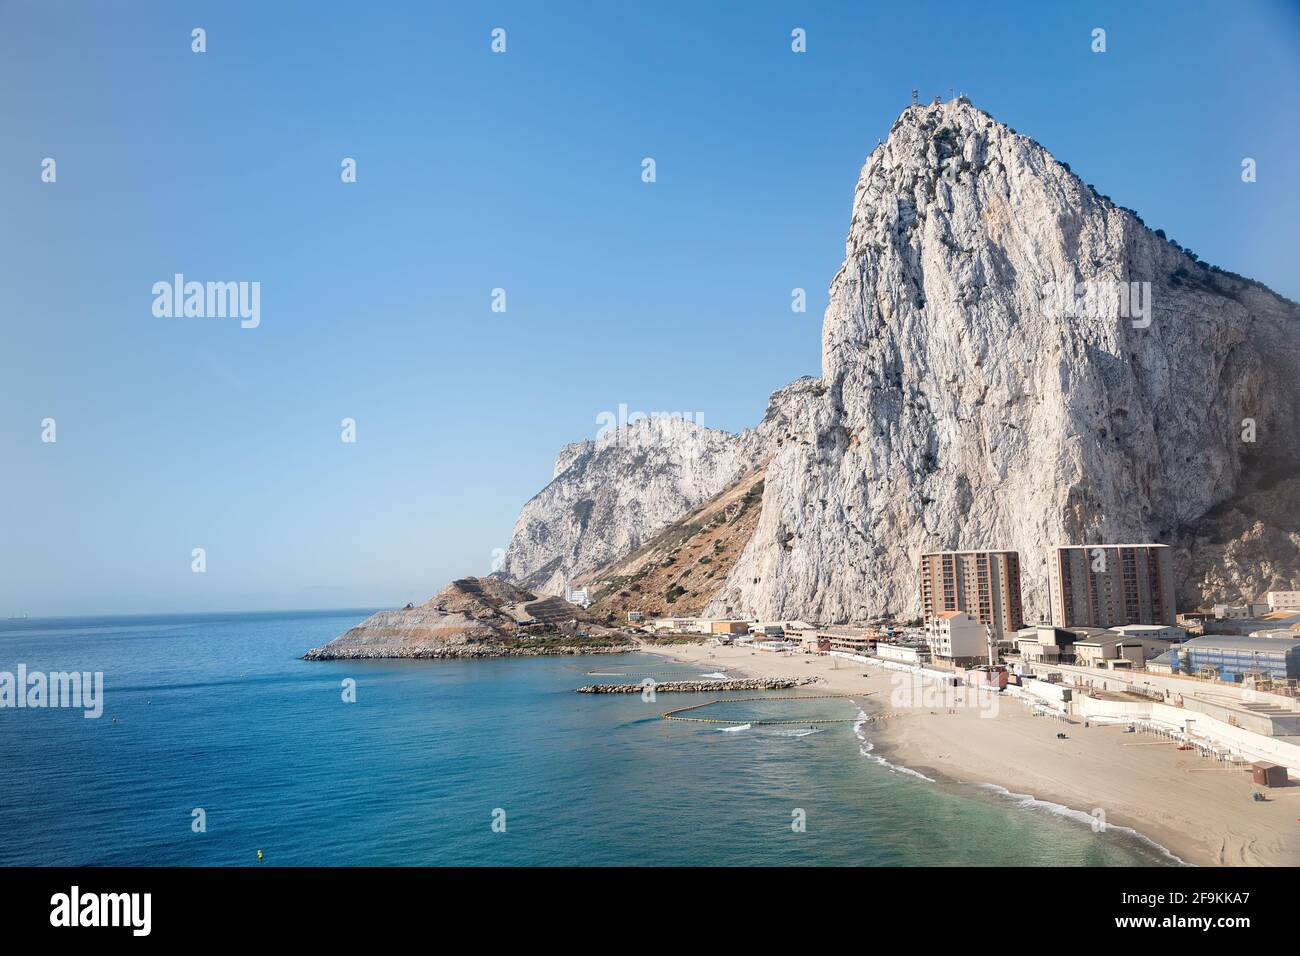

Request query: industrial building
[
  {"left": 1145, "top": 650, "right": 1176, "bottom": 675},
  {"left": 919, "top": 550, "right": 1025, "bottom": 641},
  {"left": 1172, "top": 635, "right": 1300, "bottom": 683},
  {"left": 1048, "top": 543, "right": 1176, "bottom": 629}
]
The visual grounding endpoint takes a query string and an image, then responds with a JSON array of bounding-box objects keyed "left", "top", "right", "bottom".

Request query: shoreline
[{"left": 639, "top": 641, "right": 1300, "bottom": 867}]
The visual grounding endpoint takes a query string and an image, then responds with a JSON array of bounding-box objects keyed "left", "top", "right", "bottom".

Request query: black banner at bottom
[{"left": 0, "top": 865, "right": 1284, "bottom": 941}]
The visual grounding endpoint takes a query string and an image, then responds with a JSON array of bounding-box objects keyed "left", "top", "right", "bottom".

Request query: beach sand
[{"left": 642, "top": 640, "right": 1300, "bottom": 867}]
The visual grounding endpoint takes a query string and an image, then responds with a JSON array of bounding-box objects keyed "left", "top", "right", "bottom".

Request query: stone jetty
[{"left": 576, "top": 677, "right": 819, "bottom": 693}]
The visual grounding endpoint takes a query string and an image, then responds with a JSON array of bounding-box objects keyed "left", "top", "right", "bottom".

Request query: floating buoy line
[{"left": 660, "top": 694, "right": 861, "bottom": 726}]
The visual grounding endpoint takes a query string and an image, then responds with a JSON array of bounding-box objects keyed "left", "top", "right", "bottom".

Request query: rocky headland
[{"left": 303, "top": 576, "right": 632, "bottom": 661}]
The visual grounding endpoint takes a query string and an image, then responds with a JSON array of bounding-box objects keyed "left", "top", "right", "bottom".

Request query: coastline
[{"left": 640, "top": 641, "right": 1300, "bottom": 867}]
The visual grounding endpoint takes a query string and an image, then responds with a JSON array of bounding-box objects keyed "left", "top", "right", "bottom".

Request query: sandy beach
[{"left": 641, "top": 640, "right": 1300, "bottom": 867}]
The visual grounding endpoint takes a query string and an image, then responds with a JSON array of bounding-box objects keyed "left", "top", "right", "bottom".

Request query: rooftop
[
  {"left": 1182, "top": 635, "right": 1300, "bottom": 653},
  {"left": 815, "top": 625, "right": 878, "bottom": 637},
  {"left": 1053, "top": 543, "right": 1170, "bottom": 550},
  {"left": 922, "top": 549, "right": 1018, "bottom": 556},
  {"left": 1073, "top": 635, "right": 1128, "bottom": 647}
]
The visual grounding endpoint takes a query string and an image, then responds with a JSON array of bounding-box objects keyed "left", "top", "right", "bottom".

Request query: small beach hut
[{"left": 1251, "top": 762, "right": 1288, "bottom": 788}]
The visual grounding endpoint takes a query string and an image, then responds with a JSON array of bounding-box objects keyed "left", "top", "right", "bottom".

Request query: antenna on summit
[{"left": 911, "top": 88, "right": 917, "bottom": 105}]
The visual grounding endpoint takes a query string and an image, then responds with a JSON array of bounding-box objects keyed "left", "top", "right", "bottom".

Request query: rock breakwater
[{"left": 575, "top": 677, "right": 819, "bottom": 693}]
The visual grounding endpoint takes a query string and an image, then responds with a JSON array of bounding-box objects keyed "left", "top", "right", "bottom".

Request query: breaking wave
[
  {"left": 976, "top": 783, "right": 1187, "bottom": 865},
  {"left": 853, "top": 707, "right": 936, "bottom": 782}
]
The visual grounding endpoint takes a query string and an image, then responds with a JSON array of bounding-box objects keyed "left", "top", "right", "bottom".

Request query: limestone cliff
[
  {"left": 494, "top": 415, "right": 764, "bottom": 595},
  {"left": 497, "top": 99, "right": 1300, "bottom": 623}
]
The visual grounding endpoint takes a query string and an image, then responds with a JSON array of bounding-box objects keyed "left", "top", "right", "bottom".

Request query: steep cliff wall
[
  {"left": 708, "top": 98, "right": 1300, "bottom": 621},
  {"left": 498, "top": 99, "right": 1300, "bottom": 622},
  {"left": 495, "top": 416, "right": 764, "bottom": 595}
]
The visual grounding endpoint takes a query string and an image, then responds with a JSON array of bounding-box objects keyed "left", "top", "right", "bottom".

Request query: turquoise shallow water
[{"left": 0, "top": 610, "right": 1176, "bottom": 866}]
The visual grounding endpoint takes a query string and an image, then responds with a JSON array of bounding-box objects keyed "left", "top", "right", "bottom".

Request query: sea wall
[{"left": 1077, "top": 696, "right": 1300, "bottom": 773}]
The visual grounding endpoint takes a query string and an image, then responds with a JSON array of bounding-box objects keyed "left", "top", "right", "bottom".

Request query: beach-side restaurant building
[
  {"left": 747, "top": 620, "right": 811, "bottom": 639},
  {"left": 790, "top": 625, "right": 879, "bottom": 656},
  {"left": 958, "top": 664, "right": 1009, "bottom": 689},
  {"left": 875, "top": 641, "right": 931, "bottom": 665},
  {"left": 802, "top": 635, "right": 832, "bottom": 654},
  {"left": 754, "top": 638, "right": 802, "bottom": 653}
]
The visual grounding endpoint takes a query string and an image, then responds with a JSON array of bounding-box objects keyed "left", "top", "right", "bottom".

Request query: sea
[{"left": 0, "top": 609, "right": 1179, "bottom": 866}]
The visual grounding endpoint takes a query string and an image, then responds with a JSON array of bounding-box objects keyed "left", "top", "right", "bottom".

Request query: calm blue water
[{"left": 0, "top": 610, "right": 1176, "bottom": 866}]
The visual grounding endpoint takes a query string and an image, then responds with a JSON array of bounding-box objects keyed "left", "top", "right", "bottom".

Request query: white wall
[
  {"left": 1022, "top": 679, "right": 1072, "bottom": 703},
  {"left": 1077, "top": 696, "right": 1300, "bottom": 773}
]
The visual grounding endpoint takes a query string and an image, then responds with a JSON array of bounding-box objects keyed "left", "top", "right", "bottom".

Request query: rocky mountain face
[
  {"left": 577, "top": 465, "right": 769, "bottom": 620},
  {"left": 495, "top": 415, "right": 765, "bottom": 595},
  {"left": 496, "top": 99, "right": 1300, "bottom": 623}
]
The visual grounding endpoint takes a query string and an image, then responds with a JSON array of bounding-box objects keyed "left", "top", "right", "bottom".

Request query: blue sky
[{"left": 2, "top": 1, "right": 1298, "bottom": 616}]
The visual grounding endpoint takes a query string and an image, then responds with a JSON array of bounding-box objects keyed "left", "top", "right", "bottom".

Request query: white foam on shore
[
  {"left": 698, "top": 672, "right": 729, "bottom": 680},
  {"left": 976, "top": 783, "right": 1188, "bottom": 865},
  {"left": 851, "top": 705, "right": 1186, "bottom": 863},
  {"left": 853, "top": 707, "right": 937, "bottom": 782},
  {"left": 718, "top": 723, "right": 751, "bottom": 733}
]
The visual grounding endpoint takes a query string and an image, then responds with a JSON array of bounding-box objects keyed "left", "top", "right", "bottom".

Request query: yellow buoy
[{"left": 257, "top": 849, "right": 263, "bottom": 861}]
